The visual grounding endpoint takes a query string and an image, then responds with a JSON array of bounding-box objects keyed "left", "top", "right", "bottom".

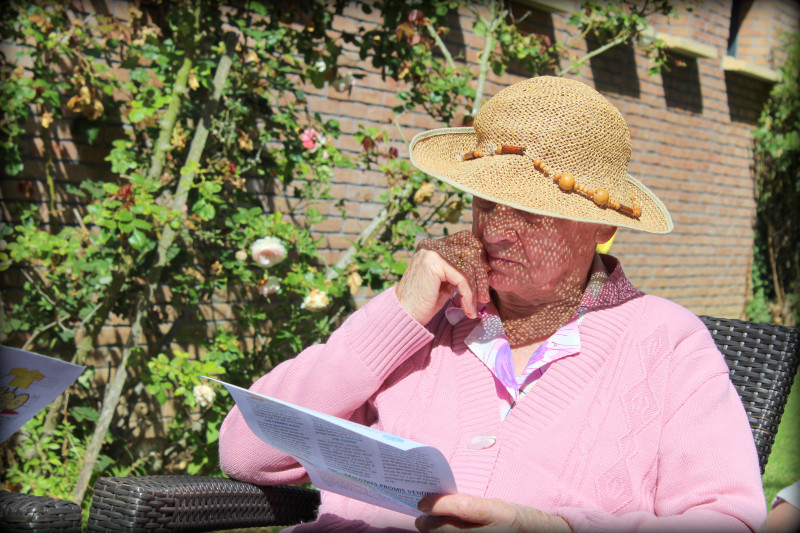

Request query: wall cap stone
[
  {"left": 640, "top": 28, "right": 718, "bottom": 59},
  {"left": 722, "top": 55, "right": 782, "bottom": 83}
]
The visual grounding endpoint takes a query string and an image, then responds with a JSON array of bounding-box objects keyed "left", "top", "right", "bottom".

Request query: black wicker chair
[
  {"left": 0, "top": 490, "right": 82, "bottom": 532},
  {"left": 81, "top": 316, "right": 798, "bottom": 532}
]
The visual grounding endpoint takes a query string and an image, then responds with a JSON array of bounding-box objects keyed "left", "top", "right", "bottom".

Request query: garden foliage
[
  {"left": 748, "top": 31, "right": 800, "bottom": 326},
  {"left": 0, "top": 0, "right": 682, "bottom": 506}
]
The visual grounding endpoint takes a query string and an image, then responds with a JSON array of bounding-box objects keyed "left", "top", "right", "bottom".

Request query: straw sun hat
[{"left": 409, "top": 76, "right": 673, "bottom": 234}]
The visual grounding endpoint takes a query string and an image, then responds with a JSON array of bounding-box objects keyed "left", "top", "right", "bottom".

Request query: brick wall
[{"left": 733, "top": 0, "right": 798, "bottom": 69}]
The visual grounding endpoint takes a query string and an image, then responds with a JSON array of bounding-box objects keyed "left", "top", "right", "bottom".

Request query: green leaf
[
  {"left": 129, "top": 228, "right": 147, "bottom": 250},
  {"left": 4, "top": 161, "right": 23, "bottom": 176},
  {"left": 85, "top": 126, "right": 100, "bottom": 145},
  {"left": 65, "top": 184, "right": 86, "bottom": 198},
  {"left": 96, "top": 454, "right": 115, "bottom": 473},
  {"left": 193, "top": 199, "right": 215, "bottom": 220},
  {"left": 121, "top": 56, "right": 139, "bottom": 69},
  {"left": 132, "top": 218, "right": 152, "bottom": 230},
  {"left": 128, "top": 106, "right": 149, "bottom": 123},
  {"left": 249, "top": 1, "right": 267, "bottom": 16},
  {"left": 203, "top": 181, "right": 222, "bottom": 194},
  {"left": 492, "top": 61, "right": 506, "bottom": 77},
  {"left": 72, "top": 406, "right": 100, "bottom": 422},
  {"left": 181, "top": 160, "right": 201, "bottom": 176}
]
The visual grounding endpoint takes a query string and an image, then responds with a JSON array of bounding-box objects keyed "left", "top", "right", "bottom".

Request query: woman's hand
[
  {"left": 415, "top": 494, "right": 572, "bottom": 533},
  {"left": 396, "top": 231, "right": 491, "bottom": 325}
]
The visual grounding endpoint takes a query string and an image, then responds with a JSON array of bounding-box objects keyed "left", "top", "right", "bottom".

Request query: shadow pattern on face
[{"left": 472, "top": 198, "right": 601, "bottom": 346}]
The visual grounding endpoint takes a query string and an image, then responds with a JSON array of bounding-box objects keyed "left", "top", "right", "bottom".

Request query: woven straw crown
[{"left": 409, "top": 76, "right": 673, "bottom": 233}]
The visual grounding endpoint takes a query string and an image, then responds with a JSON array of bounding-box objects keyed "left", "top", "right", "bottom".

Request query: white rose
[
  {"left": 235, "top": 249, "right": 248, "bottom": 262},
  {"left": 251, "top": 236, "right": 287, "bottom": 267},
  {"left": 301, "top": 288, "right": 331, "bottom": 312},
  {"left": 193, "top": 383, "right": 215, "bottom": 408},
  {"left": 259, "top": 276, "right": 281, "bottom": 296}
]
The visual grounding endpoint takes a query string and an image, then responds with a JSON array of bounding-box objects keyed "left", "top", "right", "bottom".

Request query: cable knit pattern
[{"left": 219, "top": 259, "right": 766, "bottom": 532}]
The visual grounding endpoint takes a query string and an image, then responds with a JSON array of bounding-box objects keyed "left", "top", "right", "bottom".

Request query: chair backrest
[{"left": 699, "top": 316, "right": 800, "bottom": 474}]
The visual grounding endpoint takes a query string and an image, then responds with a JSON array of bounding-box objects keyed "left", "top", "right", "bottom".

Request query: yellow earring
[{"left": 596, "top": 230, "right": 617, "bottom": 254}]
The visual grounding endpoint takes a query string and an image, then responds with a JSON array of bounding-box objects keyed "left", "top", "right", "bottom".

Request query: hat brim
[{"left": 410, "top": 127, "right": 673, "bottom": 234}]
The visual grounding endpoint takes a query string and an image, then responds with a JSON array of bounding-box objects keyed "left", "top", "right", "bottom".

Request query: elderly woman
[{"left": 219, "top": 77, "right": 766, "bottom": 532}]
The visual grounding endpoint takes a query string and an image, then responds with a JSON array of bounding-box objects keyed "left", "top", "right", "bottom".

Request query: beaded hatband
[{"left": 463, "top": 144, "right": 642, "bottom": 219}]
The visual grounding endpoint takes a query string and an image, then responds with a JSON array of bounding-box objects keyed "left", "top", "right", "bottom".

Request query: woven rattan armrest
[
  {"left": 699, "top": 316, "right": 799, "bottom": 473},
  {"left": 0, "top": 490, "right": 82, "bottom": 533},
  {"left": 86, "top": 475, "right": 319, "bottom": 532}
]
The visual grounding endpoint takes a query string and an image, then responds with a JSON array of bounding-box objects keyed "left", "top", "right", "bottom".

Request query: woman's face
[{"left": 471, "top": 197, "right": 610, "bottom": 299}]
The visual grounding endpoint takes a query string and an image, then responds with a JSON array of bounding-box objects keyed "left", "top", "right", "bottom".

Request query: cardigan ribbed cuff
[{"left": 346, "top": 286, "right": 434, "bottom": 382}]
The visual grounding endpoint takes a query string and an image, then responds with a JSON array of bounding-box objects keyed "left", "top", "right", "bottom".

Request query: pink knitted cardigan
[{"left": 219, "top": 259, "right": 766, "bottom": 532}]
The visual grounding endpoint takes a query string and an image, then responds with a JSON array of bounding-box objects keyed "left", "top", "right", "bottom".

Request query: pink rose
[
  {"left": 408, "top": 9, "right": 424, "bottom": 24},
  {"left": 301, "top": 128, "right": 325, "bottom": 153}
]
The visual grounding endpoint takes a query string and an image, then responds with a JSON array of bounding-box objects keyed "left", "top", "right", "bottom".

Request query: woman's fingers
[
  {"left": 418, "top": 494, "right": 502, "bottom": 528},
  {"left": 415, "top": 514, "right": 474, "bottom": 533},
  {"left": 415, "top": 494, "right": 572, "bottom": 533},
  {"left": 414, "top": 231, "right": 490, "bottom": 317},
  {"left": 396, "top": 249, "right": 477, "bottom": 324},
  {"left": 451, "top": 267, "right": 477, "bottom": 318}
]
